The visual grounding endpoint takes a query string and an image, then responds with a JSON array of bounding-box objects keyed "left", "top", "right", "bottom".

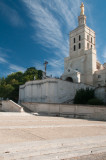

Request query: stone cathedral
[
  {"left": 19, "top": 3, "right": 106, "bottom": 104},
  {"left": 62, "top": 3, "right": 106, "bottom": 87}
]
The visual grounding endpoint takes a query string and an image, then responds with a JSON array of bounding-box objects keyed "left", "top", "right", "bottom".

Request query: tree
[
  {"left": 0, "top": 84, "right": 14, "bottom": 100},
  {"left": 22, "top": 67, "right": 43, "bottom": 82},
  {"left": 0, "top": 67, "right": 43, "bottom": 102}
]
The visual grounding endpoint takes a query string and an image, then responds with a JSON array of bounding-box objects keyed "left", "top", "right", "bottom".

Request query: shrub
[
  {"left": 88, "top": 98, "right": 104, "bottom": 105},
  {"left": 74, "top": 88, "right": 95, "bottom": 104}
]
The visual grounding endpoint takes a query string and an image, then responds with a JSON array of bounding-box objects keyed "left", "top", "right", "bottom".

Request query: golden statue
[{"left": 80, "top": 2, "right": 84, "bottom": 15}]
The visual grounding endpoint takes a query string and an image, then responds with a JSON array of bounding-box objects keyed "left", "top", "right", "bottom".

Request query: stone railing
[{"left": 2, "top": 100, "right": 23, "bottom": 112}]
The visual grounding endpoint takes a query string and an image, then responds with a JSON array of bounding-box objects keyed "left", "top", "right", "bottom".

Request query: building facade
[
  {"left": 62, "top": 3, "right": 106, "bottom": 87},
  {"left": 19, "top": 3, "right": 106, "bottom": 104}
]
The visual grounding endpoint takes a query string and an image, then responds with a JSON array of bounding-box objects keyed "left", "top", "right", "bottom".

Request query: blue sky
[{"left": 0, "top": 0, "right": 106, "bottom": 77}]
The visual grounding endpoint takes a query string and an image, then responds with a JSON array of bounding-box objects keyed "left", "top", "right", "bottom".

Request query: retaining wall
[
  {"left": 19, "top": 79, "right": 94, "bottom": 104},
  {"left": 21, "top": 102, "right": 106, "bottom": 121}
]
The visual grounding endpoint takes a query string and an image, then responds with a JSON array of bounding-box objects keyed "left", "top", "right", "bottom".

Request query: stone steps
[{"left": 0, "top": 135, "right": 106, "bottom": 160}]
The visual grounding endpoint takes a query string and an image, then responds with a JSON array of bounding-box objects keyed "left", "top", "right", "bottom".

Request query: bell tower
[{"left": 62, "top": 2, "right": 97, "bottom": 85}]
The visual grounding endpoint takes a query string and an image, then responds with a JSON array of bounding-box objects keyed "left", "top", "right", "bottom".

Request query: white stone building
[
  {"left": 19, "top": 3, "right": 106, "bottom": 104},
  {"left": 61, "top": 3, "right": 106, "bottom": 87}
]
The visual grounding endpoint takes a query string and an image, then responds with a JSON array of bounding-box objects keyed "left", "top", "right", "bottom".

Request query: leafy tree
[
  {"left": 36, "top": 70, "right": 43, "bottom": 80},
  {"left": 0, "top": 67, "right": 43, "bottom": 102},
  {"left": 0, "top": 84, "right": 14, "bottom": 100},
  {"left": 5, "top": 72, "right": 23, "bottom": 84}
]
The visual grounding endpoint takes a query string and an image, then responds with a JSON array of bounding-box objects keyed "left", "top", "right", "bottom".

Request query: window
[
  {"left": 73, "top": 38, "right": 76, "bottom": 43},
  {"left": 68, "top": 69, "right": 70, "bottom": 72},
  {"left": 98, "top": 75, "right": 101, "bottom": 78},
  {"left": 79, "top": 35, "right": 81, "bottom": 41},
  {"left": 79, "top": 43, "right": 81, "bottom": 49},
  {"left": 74, "top": 45, "right": 76, "bottom": 51},
  {"left": 91, "top": 37, "right": 92, "bottom": 43},
  {"left": 87, "top": 35, "right": 89, "bottom": 41},
  {"left": 91, "top": 45, "right": 92, "bottom": 48},
  {"left": 87, "top": 43, "right": 89, "bottom": 49}
]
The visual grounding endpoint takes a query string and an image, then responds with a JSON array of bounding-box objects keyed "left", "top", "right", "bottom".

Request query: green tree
[
  {"left": 0, "top": 67, "right": 43, "bottom": 102},
  {"left": 0, "top": 84, "right": 14, "bottom": 100},
  {"left": 5, "top": 72, "right": 23, "bottom": 84}
]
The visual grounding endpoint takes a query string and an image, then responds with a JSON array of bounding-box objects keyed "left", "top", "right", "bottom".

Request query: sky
[{"left": 0, "top": 0, "right": 106, "bottom": 78}]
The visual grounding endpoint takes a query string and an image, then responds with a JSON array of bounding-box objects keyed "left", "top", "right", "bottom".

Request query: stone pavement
[{"left": 0, "top": 112, "right": 106, "bottom": 160}]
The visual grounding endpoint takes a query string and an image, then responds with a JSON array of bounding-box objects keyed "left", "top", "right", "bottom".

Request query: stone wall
[
  {"left": 21, "top": 102, "right": 106, "bottom": 121},
  {"left": 94, "top": 69, "right": 106, "bottom": 87},
  {"left": 19, "top": 79, "right": 94, "bottom": 104},
  {"left": 95, "top": 87, "right": 106, "bottom": 104},
  {"left": 2, "top": 100, "right": 23, "bottom": 112}
]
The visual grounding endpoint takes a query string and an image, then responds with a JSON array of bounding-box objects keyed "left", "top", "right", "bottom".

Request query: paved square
[{"left": 0, "top": 112, "right": 106, "bottom": 159}]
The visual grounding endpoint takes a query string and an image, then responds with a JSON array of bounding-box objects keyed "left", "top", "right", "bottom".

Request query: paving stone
[{"left": 0, "top": 113, "right": 106, "bottom": 159}]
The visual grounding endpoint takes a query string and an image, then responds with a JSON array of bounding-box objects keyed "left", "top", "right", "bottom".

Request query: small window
[
  {"left": 87, "top": 43, "right": 89, "bottom": 49},
  {"left": 87, "top": 35, "right": 89, "bottom": 41},
  {"left": 74, "top": 45, "right": 76, "bottom": 51},
  {"left": 73, "top": 38, "right": 76, "bottom": 43},
  {"left": 98, "top": 75, "right": 101, "bottom": 78},
  {"left": 79, "top": 43, "right": 81, "bottom": 49},
  {"left": 68, "top": 69, "right": 70, "bottom": 72},
  {"left": 91, "top": 37, "right": 92, "bottom": 43},
  {"left": 91, "top": 45, "right": 92, "bottom": 48},
  {"left": 79, "top": 35, "right": 81, "bottom": 41}
]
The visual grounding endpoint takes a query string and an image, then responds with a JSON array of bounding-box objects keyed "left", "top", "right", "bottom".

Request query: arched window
[
  {"left": 79, "top": 35, "right": 81, "bottom": 41},
  {"left": 73, "top": 38, "right": 76, "bottom": 43},
  {"left": 79, "top": 43, "right": 81, "bottom": 49},
  {"left": 74, "top": 45, "right": 76, "bottom": 51}
]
